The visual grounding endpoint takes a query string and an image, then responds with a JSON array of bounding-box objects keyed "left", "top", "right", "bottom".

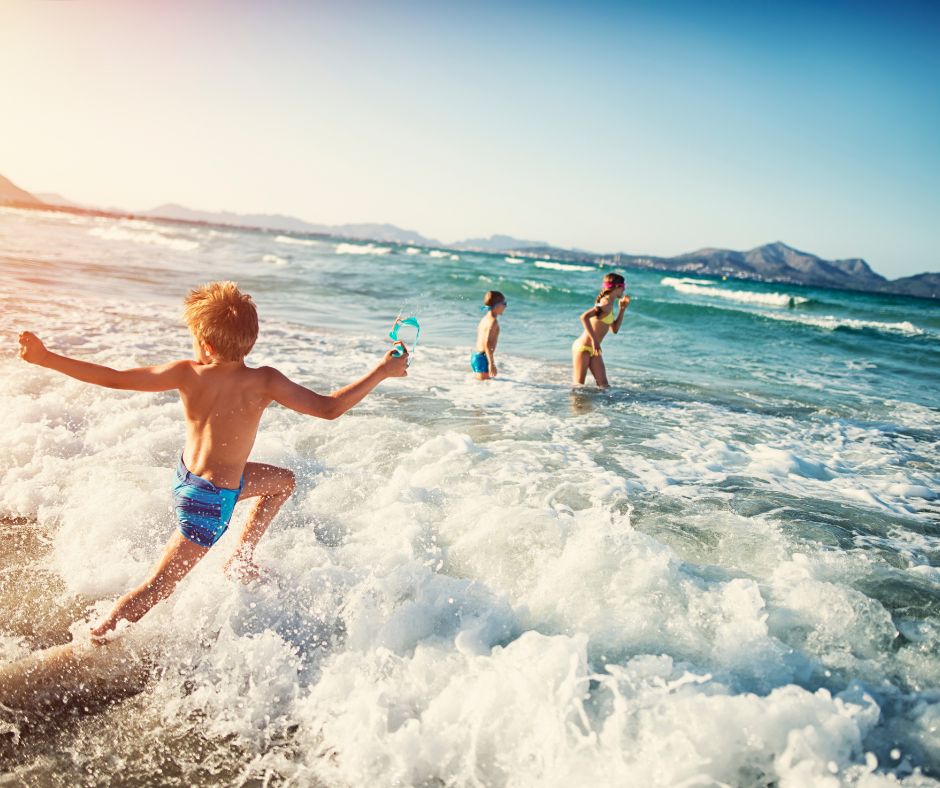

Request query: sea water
[{"left": 1, "top": 206, "right": 939, "bottom": 786}]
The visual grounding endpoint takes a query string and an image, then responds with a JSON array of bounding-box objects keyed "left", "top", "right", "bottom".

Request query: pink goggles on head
[{"left": 602, "top": 281, "right": 625, "bottom": 290}]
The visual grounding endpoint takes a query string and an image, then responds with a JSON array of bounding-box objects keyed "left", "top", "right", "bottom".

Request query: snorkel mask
[{"left": 389, "top": 315, "right": 420, "bottom": 362}]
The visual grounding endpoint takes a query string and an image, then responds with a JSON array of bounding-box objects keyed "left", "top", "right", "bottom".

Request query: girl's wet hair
[
  {"left": 596, "top": 273, "right": 625, "bottom": 303},
  {"left": 483, "top": 290, "right": 506, "bottom": 307}
]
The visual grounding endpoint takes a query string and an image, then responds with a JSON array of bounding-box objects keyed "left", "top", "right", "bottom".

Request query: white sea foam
[
  {"left": 884, "top": 399, "right": 940, "bottom": 431},
  {"left": 845, "top": 359, "right": 877, "bottom": 371},
  {"left": 504, "top": 257, "right": 525, "bottom": 264},
  {"left": 522, "top": 279, "right": 555, "bottom": 293},
  {"left": 621, "top": 399, "right": 940, "bottom": 521},
  {"left": 405, "top": 247, "right": 421, "bottom": 255},
  {"left": 534, "top": 260, "right": 595, "bottom": 273},
  {"left": 3, "top": 326, "right": 925, "bottom": 783},
  {"left": 428, "top": 250, "right": 449, "bottom": 258},
  {"left": 1, "top": 208, "right": 938, "bottom": 784},
  {"left": 661, "top": 276, "right": 808, "bottom": 307},
  {"left": 262, "top": 254, "right": 289, "bottom": 266},
  {"left": 661, "top": 276, "right": 717, "bottom": 287},
  {"left": 88, "top": 224, "right": 199, "bottom": 252},
  {"left": 274, "top": 235, "right": 319, "bottom": 246},
  {"left": 762, "top": 311, "right": 927, "bottom": 337},
  {"left": 336, "top": 242, "right": 391, "bottom": 255}
]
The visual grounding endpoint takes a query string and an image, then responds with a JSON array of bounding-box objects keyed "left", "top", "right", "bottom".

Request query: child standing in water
[
  {"left": 471, "top": 290, "right": 507, "bottom": 380},
  {"left": 17, "top": 281, "right": 408, "bottom": 640},
  {"left": 572, "top": 273, "right": 630, "bottom": 388}
]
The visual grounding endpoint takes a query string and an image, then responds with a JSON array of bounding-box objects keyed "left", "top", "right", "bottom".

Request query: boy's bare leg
[
  {"left": 91, "top": 532, "right": 209, "bottom": 640},
  {"left": 224, "top": 462, "right": 296, "bottom": 583}
]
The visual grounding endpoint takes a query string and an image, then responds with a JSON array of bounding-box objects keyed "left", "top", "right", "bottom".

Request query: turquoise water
[{"left": 1, "top": 207, "right": 939, "bottom": 786}]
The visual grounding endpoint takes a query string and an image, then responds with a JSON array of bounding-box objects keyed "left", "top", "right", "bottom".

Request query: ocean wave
[
  {"left": 335, "top": 242, "right": 391, "bottom": 255},
  {"left": 661, "top": 276, "right": 808, "bottom": 307},
  {"left": 504, "top": 257, "right": 525, "bottom": 264},
  {"left": 523, "top": 279, "right": 552, "bottom": 291},
  {"left": 88, "top": 225, "right": 199, "bottom": 252},
  {"left": 262, "top": 254, "right": 289, "bottom": 266},
  {"left": 534, "top": 261, "right": 595, "bottom": 273},
  {"left": 522, "top": 279, "right": 570, "bottom": 294},
  {"left": 661, "top": 276, "right": 716, "bottom": 287},
  {"left": 274, "top": 235, "right": 319, "bottom": 246},
  {"left": 763, "top": 312, "right": 927, "bottom": 337},
  {"left": 405, "top": 247, "right": 422, "bottom": 255},
  {"left": 3, "top": 206, "right": 938, "bottom": 786},
  {"left": 429, "top": 250, "right": 450, "bottom": 258}
]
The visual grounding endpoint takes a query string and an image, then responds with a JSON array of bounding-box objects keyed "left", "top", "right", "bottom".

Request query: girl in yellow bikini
[{"left": 572, "top": 272, "right": 630, "bottom": 388}]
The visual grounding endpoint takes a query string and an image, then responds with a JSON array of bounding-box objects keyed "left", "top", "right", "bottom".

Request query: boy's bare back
[{"left": 175, "top": 359, "right": 280, "bottom": 489}]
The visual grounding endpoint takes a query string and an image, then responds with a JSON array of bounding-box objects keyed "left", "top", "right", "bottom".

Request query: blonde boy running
[{"left": 18, "top": 281, "right": 408, "bottom": 640}]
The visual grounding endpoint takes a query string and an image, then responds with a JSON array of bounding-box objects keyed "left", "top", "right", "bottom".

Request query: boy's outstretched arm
[
  {"left": 18, "top": 331, "right": 188, "bottom": 392},
  {"left": 265, "top": 346, "right": 408, "bottom": 420}
]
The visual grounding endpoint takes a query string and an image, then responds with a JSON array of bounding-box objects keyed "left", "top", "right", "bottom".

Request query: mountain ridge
[
  {"left": 2, "top": 176, "right": 937, "bottom": 299},
  {"left": 0, "top": 174, "right": 44, "bottom": 206}
]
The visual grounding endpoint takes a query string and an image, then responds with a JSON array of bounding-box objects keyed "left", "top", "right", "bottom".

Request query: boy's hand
[
  {"left": 619, "top": 295, "right": 631, "bottom": 310},
  {"left": 18, "top": 331, "right": 49, "bottom": 365},
  {"left": 490, "top": 364, "right": 497, "bottom": 378},
  {"left": 381, "top": 343, "right": 409, "bottom": 377}
]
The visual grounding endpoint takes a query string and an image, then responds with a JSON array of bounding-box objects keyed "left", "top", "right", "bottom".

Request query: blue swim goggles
[{"left": 389, "top": 315, "right": 420, "bottom": 361}]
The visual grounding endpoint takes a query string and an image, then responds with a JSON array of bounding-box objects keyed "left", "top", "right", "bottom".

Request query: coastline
[{"left": 3, "top": 200, "right": 937, "bottom": 301}]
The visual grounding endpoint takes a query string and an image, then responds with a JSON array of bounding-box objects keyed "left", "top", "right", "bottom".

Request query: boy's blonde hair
[{"left": 183, "top": 281, "right": 258, "bottom": 361}]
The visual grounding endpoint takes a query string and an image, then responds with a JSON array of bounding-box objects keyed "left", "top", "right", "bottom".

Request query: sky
[{"left": 1, "top": 0, "right": 938, "bottom": 277}]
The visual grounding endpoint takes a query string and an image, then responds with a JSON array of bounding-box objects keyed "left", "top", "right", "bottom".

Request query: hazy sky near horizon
[{"left": 2, "top": 0, "right": 938, "bottom": 277}]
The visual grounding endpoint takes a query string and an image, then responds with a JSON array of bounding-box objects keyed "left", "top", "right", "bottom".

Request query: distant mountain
[
  {"left": 883, "top": 272, "right": 940, "bottom": 300},
  {"left": 138, "top": 204, "right": 438, "bottom": 245},
  {"left": 509, "top": 245, "right": 598, "bottom": 262},
  {"left": 35, "top": 192, "right": 82, "bottom": 208},
  {"left": 596, "top": 241, "right": 940, "bottom": 300},
  {"left": 662, "top": 241, "right": 888, "bottom": 290},
  {"left": 453, "top": 234, "right": 546, "bottom": 252},
  {"left": 329, "top": 223, "right": 438, "bottom": 246},
  {"left": 0, "top": 174, "right": 43, "bottom": 205},
  {"left": 140, "top": 203, "right": 328, "bottom": 234},
  {"left": 3, "top": 172, "right": 938, "bottom": 299}
]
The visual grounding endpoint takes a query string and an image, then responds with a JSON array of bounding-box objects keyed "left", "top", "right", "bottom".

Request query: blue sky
[{"left": 1, "top": 0, "right": 938, "bottom": 277}]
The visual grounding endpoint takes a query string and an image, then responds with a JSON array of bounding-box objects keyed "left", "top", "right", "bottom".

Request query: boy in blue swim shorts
[
  {"left": 18, "top": 281, "right": 409, "bottom": 640},
  {"left": 472, "top": 290, "right": 506, "bottom": 380}
]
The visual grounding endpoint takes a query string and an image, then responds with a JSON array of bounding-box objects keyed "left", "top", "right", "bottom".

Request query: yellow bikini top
[{"left": 596, "top": 307, "right": 615, "bottom": 325}]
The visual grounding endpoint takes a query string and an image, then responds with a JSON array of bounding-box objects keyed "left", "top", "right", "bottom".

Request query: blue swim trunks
[
  {"left": 173, "top": 456, "right": 244, "bottom": 548},
  {"left": 470, "top": 352, "right": 489, "bottom": 373}
]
